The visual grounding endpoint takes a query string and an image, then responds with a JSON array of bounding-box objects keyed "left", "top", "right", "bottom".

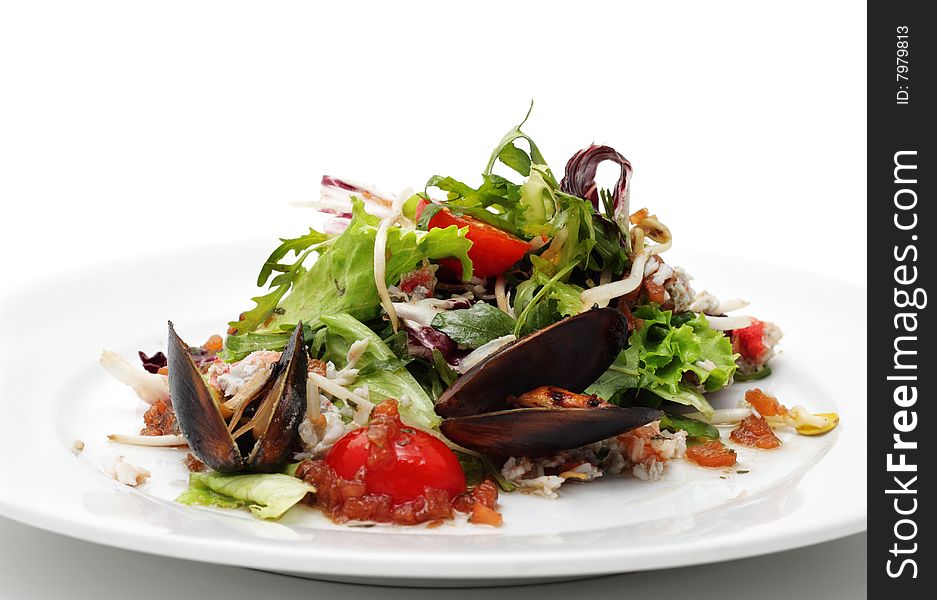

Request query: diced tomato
[
  {"left": 745, "top": 388, "right": 787, "bottom": 417},
  {"left": 686, "top": 440, "right": 737, "bottom": 468},
  {"left": 643, "top": 277, "right": 666, "bottom": 305},
  {"left": 399, "top": 265, "right": 435, "bottom": 294},
  {"left": 202, "top": 334, "right": 224, "bottom": 352},
  {"left": 325, "top": 400, "right": 466, "bottom": 505},
  {"left": 732, "top": 319, "right": 766, "bottom": 362},
  {"left": 416, "top": 200, "right": 529, "bottom": 278},
  {"left": 730, "top": 415, "right": 781, "bottom": 449}
]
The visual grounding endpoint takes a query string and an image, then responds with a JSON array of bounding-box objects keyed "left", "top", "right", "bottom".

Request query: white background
[{"left": 0, "top": 0, "right": 866, "bottom": 597}]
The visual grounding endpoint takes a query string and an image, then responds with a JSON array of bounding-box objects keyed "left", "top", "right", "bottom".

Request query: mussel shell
[
  {"left": 435, "top": 307, "right": 630, "bottom": 418},
  {"left": 168, "top": 321, "right": 306, "bottom": 474},
  {"left": 244, "top": 324, "right": 307, "bottom": 471},
  {"left": 440, "top": 406, "right": 663, "bottom": 457},
  {"left": 168, "top": 322, "right": 244, "bottom": 472}
]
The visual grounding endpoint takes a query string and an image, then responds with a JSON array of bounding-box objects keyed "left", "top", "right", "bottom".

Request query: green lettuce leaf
[
  {"left": 431, "top": 302, "right": 516, "bottom": 349},
  {"left": 320, "top": 313, "right": 439, "bottom": 429},
  {"left": 176, "top": 472, "right": 312, "bottom": 520}
]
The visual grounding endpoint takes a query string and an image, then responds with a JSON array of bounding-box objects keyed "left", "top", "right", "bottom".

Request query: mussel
[
  {"left": 436, "top": 307, "right": 662, "bottom": 457},
  {"left": 167, "top": 321, "right": 307, "bottom": 473}
]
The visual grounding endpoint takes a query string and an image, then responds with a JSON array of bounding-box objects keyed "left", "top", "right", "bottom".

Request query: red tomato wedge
[
  {"left": 325, "top": 400, "right": 466, "bottom": 505},
  {"left": 415, "top": 200, "right": 529, "bottom": 279}
]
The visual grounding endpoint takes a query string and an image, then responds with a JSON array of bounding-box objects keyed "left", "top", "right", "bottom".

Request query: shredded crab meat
[
  {"left": 501, "top": 421, "right": 686, "bottom": 497},
  {"left": 103, "top": 455, "right": 150, "bottom": 487},
  {"left": 296, "top": 399, "right": 357, "bottom": 460},
  {"left": 616, "top": 422, "right": 687, "bottom": 482},
  {"left": 392, "top": 297, "right": 472, "bottom": 327},
  {"left": 501, "top": 457, "right": 567, "bottom": 499},
  {"left": 308, "top": 372, "right": 374, "bottom": 415},
  {"left": 99, "top": 351, "right": 170, "bottom": 405},
  {"left": 665, "top": 267, "right": 696, "bottom": 312}
]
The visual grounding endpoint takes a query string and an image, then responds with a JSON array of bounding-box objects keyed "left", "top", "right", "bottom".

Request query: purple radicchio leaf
[
  {"left": 292, "top": 175, "right": 395, "bottom": 234},
  {"left": 138, "top": 351, "right": 167, "bottom": 374},
  {"left": 404, "top": 324, "right": 468, "bottom": 365},
  {"left": 560, "top": 145, "right": 633, "bottom": 223}
]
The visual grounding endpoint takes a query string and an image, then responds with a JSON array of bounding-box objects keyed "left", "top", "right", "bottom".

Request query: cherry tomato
[
  {"left": 325, "top": 401, "right": 466, "bottom": 505},
  {"left": 416, "top": 200, "right": 529, "bottom": 278}
]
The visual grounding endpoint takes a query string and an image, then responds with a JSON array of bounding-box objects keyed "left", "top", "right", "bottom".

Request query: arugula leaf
[
  {"left": 425, "top": 174, "right": 523, "bottom": 236},
  {"left": 481, "top": 454, "right": 516, "bottom": 492},
  {"left": 431, "top": 303, "right": 516, "bottom": 349},
  {"left": 257, "top": 229, "right": 334, "bottom": 287},
  {"left": 321, "top": 313, "right": 439, "bottom": 429},
  {"left": 229, "top": 233, "right": 334, "bottom": 335},
  {"left": 455, "top": 451, "right": 487, "bottom": 487},
  {"left": 497, "top": 143, "right": 532, "bottom": 177},
  {"left": 454, "top": 451, "right": 517, "bottom": 491},
  {"left": 406, "top": 358, "right": 447, "bottom": 402},
  {"left": 225, "top": 198, "right": 474, "bottom": 360},
  {"left": 512, "top": 262, "right": 582, "bottom": 336},
  {"left": 659, "top": 413, "right": 721, "bottom": 440},
  {"left": 416, "top": 202, "right": 444, "bottom": 230},
  {"left": 432, "top": 349, "right": 459, "bottom": 387},
  {"left": 484, "top": 101, "right": 557, "bottom": 187}
]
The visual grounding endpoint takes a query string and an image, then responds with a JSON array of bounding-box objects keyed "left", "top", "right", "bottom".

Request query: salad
[{"left": 99, "top": 108, "right": 838, "bottom": 527}]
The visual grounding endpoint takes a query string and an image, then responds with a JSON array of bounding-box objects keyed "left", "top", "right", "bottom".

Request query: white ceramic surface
[{"left": 0, "top": 241, "right": 867, "bottom": 585}]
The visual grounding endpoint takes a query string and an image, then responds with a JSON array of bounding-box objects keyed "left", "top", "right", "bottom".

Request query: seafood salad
[{"left": 99, "top": 108, "right": 838, "bottom": 527}]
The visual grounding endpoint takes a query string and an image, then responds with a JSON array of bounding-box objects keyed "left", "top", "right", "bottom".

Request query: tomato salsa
[
  {"left": 730, "top": 415, "right": 781, "bottom": 449},
  {"left": 296, "top": 400, "right": 502, "bottom": 526},
  {"left": 686, "top": 440, "right": 737, "bottom": 468}
]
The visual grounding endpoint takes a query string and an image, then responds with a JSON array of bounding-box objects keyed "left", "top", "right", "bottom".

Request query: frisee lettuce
[{"left": 586, "top": 304, "right": 738, "bottom": 418}]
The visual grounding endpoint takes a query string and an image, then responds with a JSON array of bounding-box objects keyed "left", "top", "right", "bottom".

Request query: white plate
[{"left": 0, "top": 241, "right": 867, "bottom": 586}]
